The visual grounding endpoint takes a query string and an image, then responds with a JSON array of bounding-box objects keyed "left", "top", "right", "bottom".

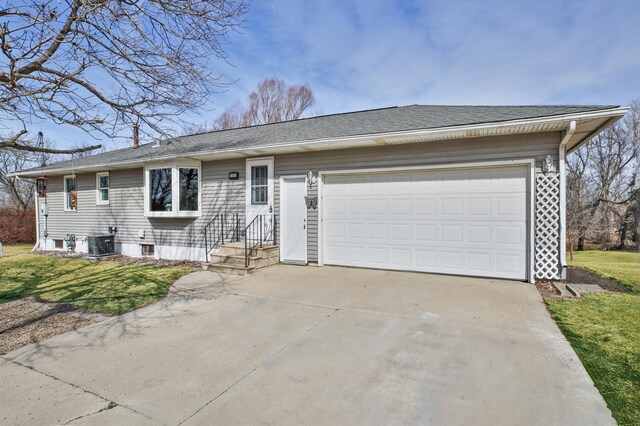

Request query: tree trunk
[
  {"left": 636, "top": 188, "right": 640, "bottom": 252},
  {"left": 619, "top": 218, "right": 628, "bottom": 250},
  {"left": 569, "top": 243, "right": 574, "bottom": 261},
  {"left": 578, "top": 233, "right": 585, "bottom": 251}
]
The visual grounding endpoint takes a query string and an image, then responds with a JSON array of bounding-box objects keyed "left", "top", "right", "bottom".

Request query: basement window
[
  {"left": 54, "top": 239, "right": 64, "bottom": 249},
  {"left": 140, "top": 244, "right": 155, "bottom": 257},
  {"left": 144, "top": 161, "right": 201, "bottom": 217}
]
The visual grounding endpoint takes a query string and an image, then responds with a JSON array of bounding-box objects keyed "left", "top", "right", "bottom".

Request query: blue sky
[{"left": 34, "top": 0, "right": 640, "bottom": 150}]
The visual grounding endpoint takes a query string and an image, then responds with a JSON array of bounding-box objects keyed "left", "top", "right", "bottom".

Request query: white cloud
[{"left": 39, "top": 0, "right": 640, "bottom": 148}]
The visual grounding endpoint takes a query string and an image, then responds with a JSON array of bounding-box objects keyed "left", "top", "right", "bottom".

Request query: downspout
[
  {"left": 33, "top": 187, "right": 40, "bottom": 252},
  {"left": 558, "top": 120, "right": 576, "bottom": 279}
]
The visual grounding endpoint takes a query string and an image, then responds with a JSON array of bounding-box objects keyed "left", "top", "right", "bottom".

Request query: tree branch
[{"left": 8, "top": 142, "right": 102, "bottom": 155}]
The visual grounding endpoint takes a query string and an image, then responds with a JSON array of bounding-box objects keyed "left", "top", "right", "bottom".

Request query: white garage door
[{"left": 321, "top": 166, "right": 529, "bottom": 280}]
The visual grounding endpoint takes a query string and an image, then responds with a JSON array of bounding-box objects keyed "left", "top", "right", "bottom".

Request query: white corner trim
[{"left": 528, "top": 162, "right": 536, "bottom": 283}]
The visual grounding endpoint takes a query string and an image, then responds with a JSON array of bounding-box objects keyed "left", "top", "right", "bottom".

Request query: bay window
[
  {"left": 179, "top": 168, "right": 199, "bottom": 211},
  {"left": 144, "top": 162, "right": 201, "bottom": 217},
  {"left": 150, "top": 168, "right": 172, "bottom": 212}
]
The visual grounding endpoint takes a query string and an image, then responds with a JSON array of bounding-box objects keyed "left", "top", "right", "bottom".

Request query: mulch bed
[
  {"left": 536, "top": 267, "right": 629, "bottom": 299},
  {"left": 0, "top": 298, "right": 106, "bottom": 355},
  {"left": 535, "top": 281, "right": 561, "bottom": 298},
  {"left": 565, "top": 268, "right": 630, "bottom": 293},
  {"left": 35, "top": 250, "right": 201, "bottom": 268}
]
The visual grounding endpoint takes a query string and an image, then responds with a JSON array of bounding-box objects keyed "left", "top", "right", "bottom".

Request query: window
[
  {"left": 64, "top": 175, "right": 77, "bottom": 211},
  {"left": 54, "top": 239, "right": 64, "bottom": 249},
  {"left": 149, "top": 168, "right": 172, "bottom": 212},
  {"left": 140, "top": 244, "right": 155, "bottom": 256},
  {"left": 179, "top": 168, "right": 199, "bottom": 211},
  {"left": 251, "top": 165, "right": 268, "bottom": 205},
  {"left": 144, "top": 162, "right": 201, "bottom": 217},
  {"left": 96, "top": 172, "right": 109, "bottom": 205}
]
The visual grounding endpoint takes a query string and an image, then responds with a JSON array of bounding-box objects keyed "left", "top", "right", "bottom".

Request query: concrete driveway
[{"left": 1, "top": 265, "right": 614, "bottom": 425}]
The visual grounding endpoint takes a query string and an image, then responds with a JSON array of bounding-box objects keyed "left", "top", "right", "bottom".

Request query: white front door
[
  {"left": 280, "top": 176, "right": 307, "bottom": 263},
  {"left": 246, "top": 157, "right": 275, "bottom": 240}
]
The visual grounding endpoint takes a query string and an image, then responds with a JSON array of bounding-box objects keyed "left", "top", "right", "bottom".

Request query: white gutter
[
  {"left": 558, "top": 120, "right": 576, "bottom": 279},
  {"left": 9, "top": 107, "right": 629, "bottom": 178}
]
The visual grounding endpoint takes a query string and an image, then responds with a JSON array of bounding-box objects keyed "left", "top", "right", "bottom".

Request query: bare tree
[
  {"left": 208, "top": 78, "right": 316, "bottom": 131},
  {"left": 1, "top": 0, "right": 248, "bottom": 154},
  {"left": 0, "top": 134, "right": 52, "bottom": 210},
  {"left": 566, "top": 101, "right": 640, "bottom": 250}
]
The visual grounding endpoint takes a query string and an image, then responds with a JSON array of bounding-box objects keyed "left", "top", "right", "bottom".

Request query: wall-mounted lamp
[
  {"left": 307, "top": 171, "right": 316, "bottom": 189},
  {"left": 542, "top": 155, "right": 556, "bottom": 173},
  {"left": 228, "top": 171, "right": 239, "bottom": 180}
]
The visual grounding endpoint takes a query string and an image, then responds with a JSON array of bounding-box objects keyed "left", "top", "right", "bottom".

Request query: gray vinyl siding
[
  {"left": 274, "top": 131, "right": 562, "bottom": 263},
  {"left": 39, "top": 131, "right": 561, "bottom": 261},
  {"left": 39, "top": 159, "right": 246, "bottom": 250}
]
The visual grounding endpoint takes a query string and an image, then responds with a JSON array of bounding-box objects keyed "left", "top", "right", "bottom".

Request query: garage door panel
[
  {"left": 326, "top": 220, "right": 526, "bottom": 251},
  {"left": 322, "top": 166, "right": 528, "bottom": 280},
  {"left": 348, "top": 222, "right": 366, "bottom": 239}
]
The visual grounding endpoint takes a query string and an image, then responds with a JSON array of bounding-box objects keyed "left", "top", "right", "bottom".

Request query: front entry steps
[{"left": 202, "top": 243, "right": 279, "bottom": 275}]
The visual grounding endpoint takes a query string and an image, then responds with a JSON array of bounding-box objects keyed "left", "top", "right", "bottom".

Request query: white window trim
[
  {"left": 144, "top": 160, "right": 202, "bottom": 218},
  {"left": 96, "top": 172, "right": 110, "bottom": 205},
  {"left": 63, "top": 175, "right": 77, "bottom": 212}
]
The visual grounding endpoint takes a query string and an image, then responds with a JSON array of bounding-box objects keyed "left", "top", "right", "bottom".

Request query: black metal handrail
[
  {"left": 200, "top": 213, "right": 240, "bottom": 262},
  {"left": 243, "top": 214, "right": 278, "bottom": 267}
]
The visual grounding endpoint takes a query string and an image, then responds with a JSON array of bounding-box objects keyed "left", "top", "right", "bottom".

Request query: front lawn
[
  {"left": 569, "top": 250, "right": 640, "bottom": 293},
  {"left": 1, "top": 243, "right": 33, "bottom": 257},
  {"left": 547, "top": 293, "right": 640, "bottom": 425},
  {"left": 545, "top": 250, "right": 640, "bottom": 426},
  {"left": 0, "top": 248, "right": 192, "bottom": 315}
]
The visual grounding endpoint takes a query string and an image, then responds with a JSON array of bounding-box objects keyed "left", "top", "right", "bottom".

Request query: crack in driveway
[
  {"left": 1, "top": 356, "right": 160, "bottom": 425},
  {"left": 177, "top": 306, "right": 339, "bottom": 425}
]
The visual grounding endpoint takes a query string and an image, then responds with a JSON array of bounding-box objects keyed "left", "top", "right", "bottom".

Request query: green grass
[
  {"left": 0, "top": 247, "right": 193, "bottom": 315},
  {"left": 569, "top": 250, "right": 640, "bottom": 293},
  {"left": 546, "top": 250, "right": 640, "bottom": 425},
  {"left": 547, "top": 294, "right": 640, "bottom": 425},
  {"left": 1, "top": 243, "right": 33, "bottom": 257}
]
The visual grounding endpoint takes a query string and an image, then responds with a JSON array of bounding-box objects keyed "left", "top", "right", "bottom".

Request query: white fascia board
[{"left": 10, "top": 107, "right": 628, "bottom": 178}]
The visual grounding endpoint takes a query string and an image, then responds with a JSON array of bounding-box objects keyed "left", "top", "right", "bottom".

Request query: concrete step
[
  {"left": 210, "top": 254, "right": 264, "bottom": 268},
  {"left": 216, "top": 243, "right": 279, "bottom": 259},
  {"left": 202, "top": 262, "right": 255, "bottom": 276}
]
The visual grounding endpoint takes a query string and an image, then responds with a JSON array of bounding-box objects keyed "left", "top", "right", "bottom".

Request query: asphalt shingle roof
[{"left": 26, "top": 104, "right": 618, "bottom": 173}]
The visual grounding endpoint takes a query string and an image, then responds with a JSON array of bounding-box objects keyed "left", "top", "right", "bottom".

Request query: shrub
[{"left": 0, "top": 208, "right": 36, "bottom": 244}]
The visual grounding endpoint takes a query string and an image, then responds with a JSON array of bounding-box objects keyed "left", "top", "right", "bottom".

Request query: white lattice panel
[{"left": 535, "top": 173, "right": 560, "bottom": 280}]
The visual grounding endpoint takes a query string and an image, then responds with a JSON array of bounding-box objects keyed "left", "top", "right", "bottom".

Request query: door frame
[
  {"left": 279, "top": 174, "right": 308, "bottom": 263},
  {"left": 245, "top": 156, "right": 275, "bottom": 226},
  {"left": 317, "top": 159, "right": 536, "bottom": 283}
]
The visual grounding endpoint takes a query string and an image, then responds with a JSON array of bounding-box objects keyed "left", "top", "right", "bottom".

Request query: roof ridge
[{"left": 177, "top": 105, "right": 401, "bottom": 139}]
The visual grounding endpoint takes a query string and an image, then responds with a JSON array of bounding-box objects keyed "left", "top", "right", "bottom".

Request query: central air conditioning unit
[{"left": 87, "top": 233, "right": 115, "bottom": 257}]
